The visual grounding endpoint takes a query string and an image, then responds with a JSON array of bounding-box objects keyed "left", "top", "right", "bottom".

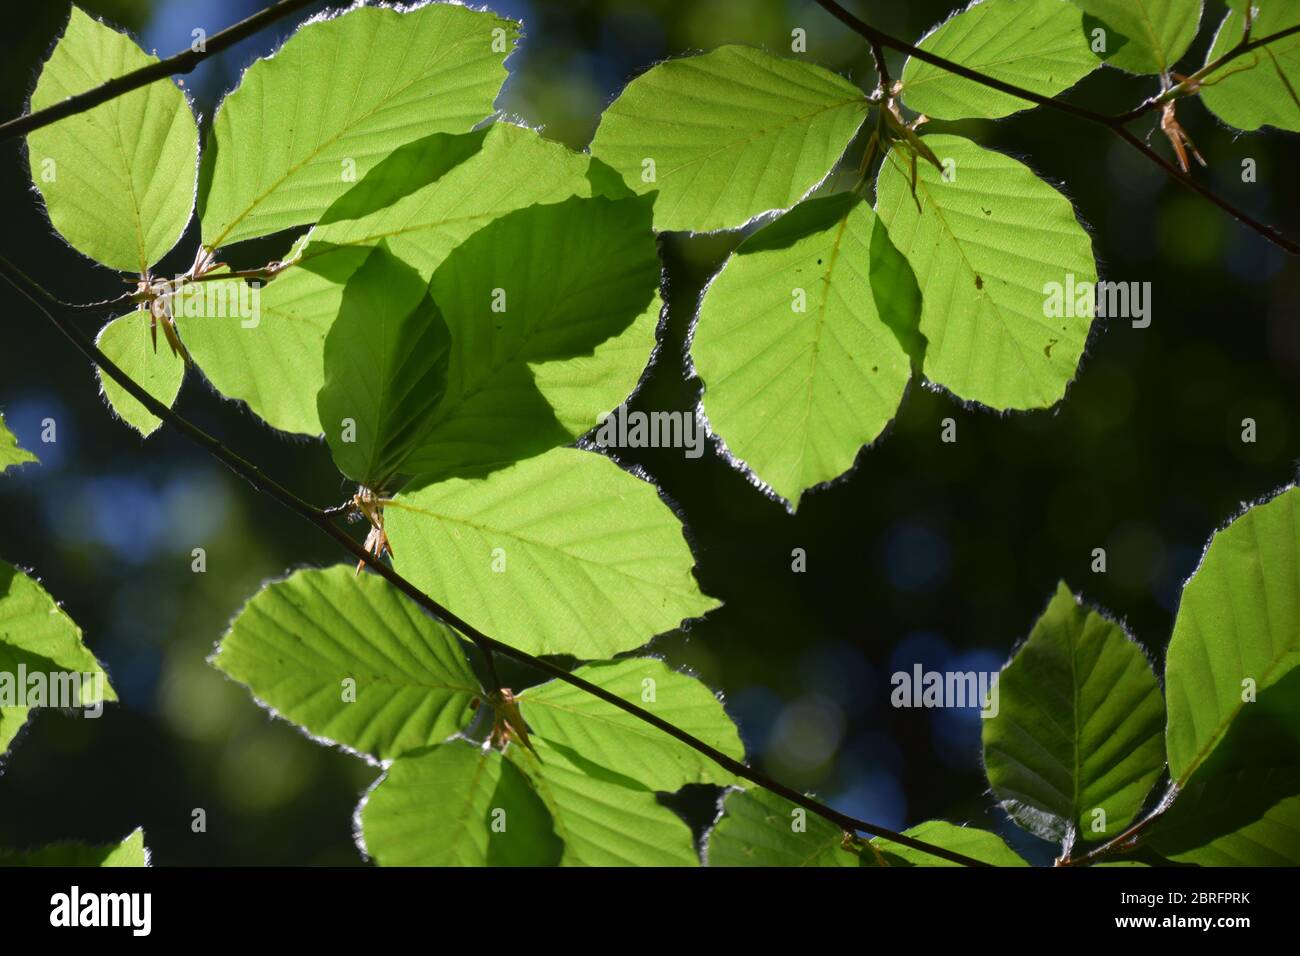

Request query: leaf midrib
[
  {"left": 386, "top": 497, "right": 706, "bottom": 601},
  {"left": 208, "top": 21, "right": 494, "bottom": 249},
  {"left": 884, "top": 148, "right": 1047, "bottom": 390}
]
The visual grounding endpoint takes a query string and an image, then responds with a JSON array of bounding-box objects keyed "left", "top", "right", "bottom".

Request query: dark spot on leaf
[
  {"left": 872, "top": 365, "right": 878, "bottom": 372},
  {"left": 982, "top": 208, "right": 991, "bottom": 215},
  {"left": 974, "top": 274, "right": 984, "bottom": 289},
  {"left": 1044, "top": 338, "right": 1058, "bottom": 358}
]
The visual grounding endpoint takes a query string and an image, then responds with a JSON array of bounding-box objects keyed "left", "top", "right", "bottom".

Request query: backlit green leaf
[
  {"left": 311, "top": 123, "right": 605, "bottom": 276},
  {"left": 400, "top": 194, "right": 662, "bottom": 486},
  {"left": 901, "top": 0, "right": 1102, "bottom": 119},
  {"left": 0, "top": 413, "right": 36, "bottom": 474},
  {"left": 180, "top": 257, "right": 353, "bottom": 437},
  {"left": 0, "top": 562, "right": 115, "bottom": 758},
  {"left": 1069, "top": 0, "right": 1202, "bottom": 74},
  {"left": 361, "top": 739, "right": 561, "bottom": 866},
  {"left": 518, "top": 658, "right": 745, "bottom": 790},
  {"left": 1165, "top": 487, "right": 1300, "bottom": 787},
  {"left": 181, "top": 124, "right": 608, "bottom": 438},
  {"left": 0, "top": 828, "right": 147, "bottom": 867},
  {"left": 590, "top": 45, "right": 868, "bottom": 232},
  {"left": 95, "top": 309, "right": 186, "bottom": 437},
  {"left": 1200, "top": 5, "right": 1300, "bottom": 132},
  {"left": 27, "top": 7, "right": 198, "bottom": 272},
  {"left": 875, "top": 135, "right": 1097, "bottom": 410},
  {"left": 385, "top": 448, "right": 718, "bottom": 659},
  {"left": 508, "top": 743, "right": 700, "bottom": 866},
  {"left": 199, "top": 3, "right": 516, "bottom": 248},
  {"left": 211, "top": 566, "right": 479, "bottom": 762},
  {"left": 707, "top": 788, "right": 866, "bottom": 866},
  {"left": 1152, "top": 668, "right": 1300, "bottom": 865},
  {"left": 692, "top": 193, "right": 918, "bottom": 509},
  {"left": 500, "top": 658, "right": 742, "bottom": 866},
  {"left": 873, "top": 821, "right": 1030, "bottom": 866},
  {"left": 317, "top": 244, "right": 451, "bottom": 488},
  {"left": 982, "top": 582, "right": 1166, "bottom": 845}
]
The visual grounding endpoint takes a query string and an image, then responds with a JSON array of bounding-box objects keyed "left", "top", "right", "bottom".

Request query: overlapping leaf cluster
[
  {"left": 21, "top": 0, "right": 1300, "bottom": 866},
  {"left": 26, "top": 2, "right": 737, "bottom": 866}
]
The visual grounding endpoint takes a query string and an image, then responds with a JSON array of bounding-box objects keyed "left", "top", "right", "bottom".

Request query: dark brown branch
[
  {"left": 0, "top": 254, "right": 988, "bottom": 868},
  {"left": 0, "top": 0, "right": 319, "bottom": 142},
  {"left": 870, "top": 38, "right": 891, "bottom": 90},
  {"left": 813, "top": 0, "right": 1300, "bottom": 256}
]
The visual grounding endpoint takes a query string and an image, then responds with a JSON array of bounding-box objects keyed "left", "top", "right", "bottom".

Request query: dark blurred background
[{"left": 0, "top": 0, "right": 1296, "bottom": 866}]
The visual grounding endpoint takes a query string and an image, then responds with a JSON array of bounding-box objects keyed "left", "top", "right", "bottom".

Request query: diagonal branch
[
  {"left": 814, "top": 0, "right": 1300, "bottom": 256},
  {"left": 0, "top": 0, "right": 319, "bottom": 142},
  {"left": 0, "top": 254, "right": 989, "bottom": 868}
]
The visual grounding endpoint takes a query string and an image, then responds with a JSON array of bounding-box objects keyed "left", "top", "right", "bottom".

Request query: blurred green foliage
[{"left": 0, "top": 0, "right": 1296, "bottom": 865}]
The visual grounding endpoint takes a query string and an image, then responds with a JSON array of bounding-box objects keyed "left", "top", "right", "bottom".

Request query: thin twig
[
  {"left": 0, "top": 0, "right": 319, "bottom": 141},
  {"left": 64, "top": 291, "right": 138, "bottom": 313},
  {"left": 813, "top": 0, "right": 1300, "bottom": 256},
  {"left": 1116, "top": 21, "right": 1300, "bottom": 121},
  {"left": 0, "top": 254, "right": 988, "bottom": 868}
]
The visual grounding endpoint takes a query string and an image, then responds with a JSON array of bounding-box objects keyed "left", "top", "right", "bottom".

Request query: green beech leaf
[
  {"left": 1151, "top": 668, "right": 1300, "bottom": 865},
  {"left": 508, "top": 744, "right": 699, "bottom": 866},
  {"left": 399, "top": 194, "right": 661, "bottom": 486},
  {"left": 180, "top": 259, "right": 352, "bottom": 437},
  {"left": 707, "top": 788, "right": 867, "bottom": 866},
  {"left": 199, "top": 3, "right": 517, "bottom": 249},
  {"left": 95, "top": 309, "right": 186, "bottom": 437},
  {"left": 873, "top": 821, "right": 1030, "bottom": 866},
  {"left": 1069, "top": 0, "right": 1202, "bottom": 74},
  {"left": 1200, "top": 5, "right": 1300, "bottom": 132},
  {"left": 385, "top": 448, "right": 718, "bottom": 659},
  {"left": 901, "top": 0, "right": 1102, "bottom": 119},
  {"left": 875, "top": 135, "right": 1097, "bottom": 410},
  {"left": 982, "top": 582, "right": 1166, "bottom": 845},
  {"left": 1156, "top": 782, "right": 1300, "bottom": 867},
  {"left": 311, "top": 123, "right": 608, "bottom": 279},
  {"left": 361, "top": 739, "right": 561, "bottom": 866},
  {"left": 0, "top": 413, "right": 36, "bottom": 473},
  {"left": 317, "top": 244, "right": 451, "bottom": 488},
  {"left": 1149, "top": 488, "right": 1300, "bottom": 865},
  {"left": 692, "top": 193, "right": 919, "bottom": 510},
  {"left": 211, "top": 566, "right": 479, "bottom": 762},
  {"left": 181, "top": 125, "right": 610, "bottom": 438},
  {"left": 1165, "top": 487, "right": 1300, "bottom": 787},
  {"left": 26, "top": 7, "right": 198, "bottom": 273},
  {"left": 504, "top": 658, "right": 743, "bottom": 866},
  {"left": 0, "top": 562, "right": 115, "bottom": 757},
  {"left": 0, "top": 828, "right": 147, "bottom": 867},
  {"left": 589, "top": 45, "right": 868, "bottom": 232},
  {"left": 518, "top": 658, "right": 745, "bottom": 789}
]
